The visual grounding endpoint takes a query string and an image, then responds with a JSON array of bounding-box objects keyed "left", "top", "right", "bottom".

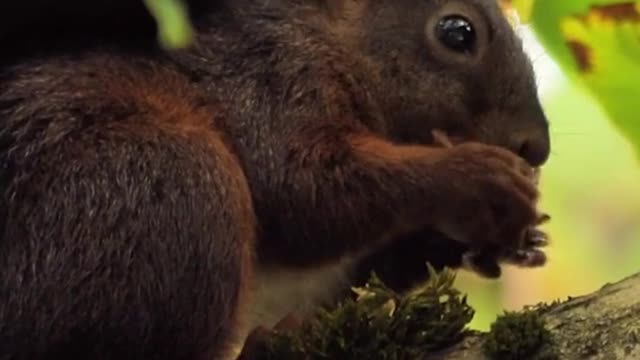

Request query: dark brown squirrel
[{"left": 0, "top": 0, "right": 551, "bottom": 359}]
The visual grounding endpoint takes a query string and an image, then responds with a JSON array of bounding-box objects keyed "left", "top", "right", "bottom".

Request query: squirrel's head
[{"left": 323, "top": 0, "right": 550, "bottom": 167}]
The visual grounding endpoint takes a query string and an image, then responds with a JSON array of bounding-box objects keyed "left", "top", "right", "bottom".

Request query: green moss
[
  {"left": 483, "top": 310, "right": 558, "bottom": 360},
  {"left": 253, "top": 265, "right": 475, "bottom": 360}
]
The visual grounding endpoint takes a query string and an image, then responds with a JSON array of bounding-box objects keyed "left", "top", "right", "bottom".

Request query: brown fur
[{"left": 0, "top": 0, "right": 550, "bottom": 358}]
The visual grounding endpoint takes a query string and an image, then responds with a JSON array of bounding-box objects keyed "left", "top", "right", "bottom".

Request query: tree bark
[{"left": 429, "top": 272, "right": 640, "bottom": 360}]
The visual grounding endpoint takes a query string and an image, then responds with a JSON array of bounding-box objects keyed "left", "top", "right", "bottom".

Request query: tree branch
[{"left": 431, "top": 272, "right": 640, "bottom": 359}]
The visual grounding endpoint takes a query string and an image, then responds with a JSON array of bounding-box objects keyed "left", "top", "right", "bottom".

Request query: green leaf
[
  {"left": 514, "top": 0, "right": 622, "bottom": 77},
  {"left": 143, "top": 0, "right": 195, "bottom": 49},
  {"left": 508, "top": 0, "right": 640, "bottom": 158},
  {"left": 559, "top": 3, "right": 640, "bottom": 154}
]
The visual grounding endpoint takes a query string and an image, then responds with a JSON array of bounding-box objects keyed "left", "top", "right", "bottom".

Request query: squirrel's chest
[
  {"left": 249, "top": 259, "right": 354, "bottom": 325},
  {"left": 231, "top": 258, "right": 355, "bottom": 354}
]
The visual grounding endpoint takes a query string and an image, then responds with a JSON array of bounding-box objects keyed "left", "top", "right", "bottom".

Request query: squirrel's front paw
[
  {"left": 431, "top": 142, "right": 538, "bottom": 242},
  {"left": 501, "top": 215, "right": 550, "bottom": 268},
  {"left": 463, "top": 223, "right": 550, "bottom": 278},
  {"left": 433, "top": 130, "right": 550, "bottom": 278},
  {"left": 426, "top": 138, "right": 548, "bottom": 276}
]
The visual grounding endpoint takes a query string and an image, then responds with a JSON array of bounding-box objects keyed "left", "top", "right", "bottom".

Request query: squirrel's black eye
[{"left": 435, "top": 15, "right": 476, "bottom": 53}]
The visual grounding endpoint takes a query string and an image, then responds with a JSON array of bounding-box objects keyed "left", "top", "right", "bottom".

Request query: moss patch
[
  {"left": 483, "top": 310, "right": 558, "bottom": 360},
  {"left": 251, "top": 265, "right": 475, "bottom": 360}
]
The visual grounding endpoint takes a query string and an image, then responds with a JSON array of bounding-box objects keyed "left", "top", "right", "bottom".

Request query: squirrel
[{"left": 0, "top": 0, "right": 551, "bottom": 359}]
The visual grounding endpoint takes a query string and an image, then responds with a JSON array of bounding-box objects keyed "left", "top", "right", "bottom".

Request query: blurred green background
[{"left": 456, "top": 25, "right": 640, "bottom": 330}]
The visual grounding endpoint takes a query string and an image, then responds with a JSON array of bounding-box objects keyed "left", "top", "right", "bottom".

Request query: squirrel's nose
[
  {"left": 515, "top": 128, "right": 550, "bottom": 167},
  {"left": 510, "top": 100, "right": 551, "bottom": 167}
]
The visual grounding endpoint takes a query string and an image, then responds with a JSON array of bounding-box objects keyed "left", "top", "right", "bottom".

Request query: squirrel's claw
[{"left": 525, "top": 228, "right": 549, "bottom": 248}]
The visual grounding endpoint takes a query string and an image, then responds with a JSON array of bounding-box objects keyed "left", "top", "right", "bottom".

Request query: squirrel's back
[{"left": 0, "top": 3, "right": 261, "bottom": 358}]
